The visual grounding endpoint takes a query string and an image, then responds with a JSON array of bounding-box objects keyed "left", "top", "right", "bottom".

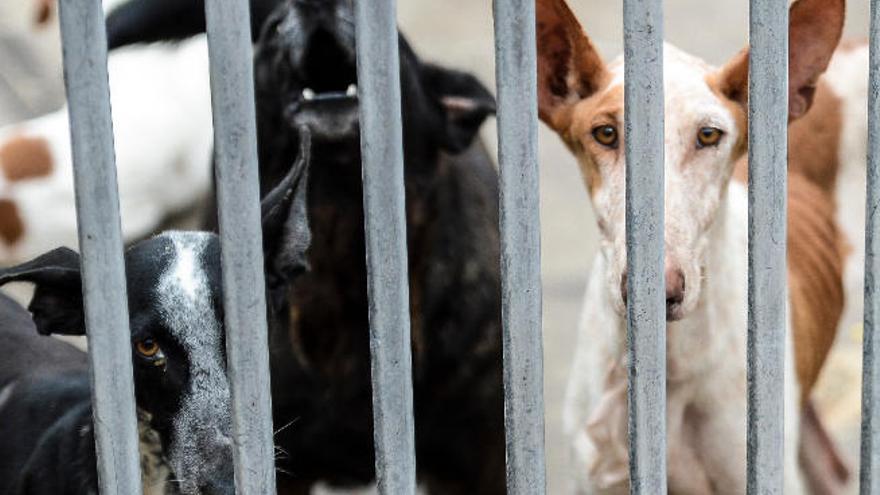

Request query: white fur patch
[{"left": 156, "top": 232, "right": 231, "bottom": 493}]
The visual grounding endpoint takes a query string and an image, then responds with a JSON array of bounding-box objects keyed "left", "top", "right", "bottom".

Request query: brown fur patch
[
  {"left": 0, "top": 200, "right": 24, "bottom": 245},
  {"left": 787, "top": 80, "right": 843, "bottom": 193},
  {"left": 730, "top": 79, "right": 845, "bottom": 400},
  {"left": 715, "top": 49, "right": 750, "bottom": 110},
  {"left": 731, "top": 79, "right": 842, "bottom": 192},
  {"left": 788, "top": 0, "right": 845, "bottom": 120},
  {"left": 563, "top": 85, "right": 624, "bottom": 197},
  {"left": 706, "top": 70, "right": 749, "bottom": 160},
  {"left": 734, "top": 169, "right": 844, "bottom": 401},
  {"left": 0, "top": 136, "right": 54, "bottom": 182},
  {"left": 787, "top": 174, "right": 844, "bottom": 400},
  {"left": 35, "top": 0, "right": 54, "bottom": 26}
]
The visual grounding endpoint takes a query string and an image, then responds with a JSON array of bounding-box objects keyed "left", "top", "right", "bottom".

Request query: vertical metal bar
[
  {"left": 57, "top": 1, "right": 142, "bottom": 493},
  {"left": 747, "top": 0, "right": 788, "bottom": 492},
  {"left": 492, "top": 1, "right": 546, "bottom": 493},
  {"left": 622, "top": 0, "right": 666, "bottom": 492},
  {"left": 203, "top": 0, "right": 277, "bottom": 493},
  {"left": 861, "top": 0, "right": 880, "bottom": 491},
  {"left": 353, "top": 1, "right": 417, "bottom": 493}
]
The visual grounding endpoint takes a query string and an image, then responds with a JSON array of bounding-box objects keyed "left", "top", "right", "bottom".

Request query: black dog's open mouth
[
  {"left": 283, "top": 25, "right": 362, "bottom": 144},
  {"left": 297, "top": 28, "right": 358, "bottom": 104}
]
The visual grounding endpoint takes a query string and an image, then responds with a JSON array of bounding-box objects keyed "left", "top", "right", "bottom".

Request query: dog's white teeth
[
  {"left": 346, "top": 84, "right": 358, "bottom": 97},
  {"left": 302, "top": 88, "right": 316, "bottom": 101}
]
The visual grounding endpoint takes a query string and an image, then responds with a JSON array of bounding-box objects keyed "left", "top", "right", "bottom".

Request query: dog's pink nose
[{"left": 619, "top": 267, "right": 686, "bottom": 321}]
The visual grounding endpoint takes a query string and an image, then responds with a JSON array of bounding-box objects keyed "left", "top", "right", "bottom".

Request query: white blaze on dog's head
[
  {"left": 536, "top": 0, "right": 844, "bottom": 322},
  {"left": 155, "top": 232, "right": 233, "bottom": 495}
]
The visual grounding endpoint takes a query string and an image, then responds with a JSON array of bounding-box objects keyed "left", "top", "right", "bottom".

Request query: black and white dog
[{"left": 0, "top": 135, "right": 312, "bottom": 495}]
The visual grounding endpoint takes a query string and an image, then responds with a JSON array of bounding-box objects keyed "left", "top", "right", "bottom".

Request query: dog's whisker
[{"left": 274, "top": 416, "right": 301, "bottom": 436}]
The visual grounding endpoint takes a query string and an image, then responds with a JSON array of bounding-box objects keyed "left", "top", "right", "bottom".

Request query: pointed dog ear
[
  {"left": 0, "top": 247, "right": 84, "bottom": 336},
  {"left": 261, "top": 126, "right": 312, "bottom": 289},
  {"left": 536, "top": 0, "right": 608, "bottom": 131},
  {"left": 716, "top": 0, "right": 845, "bottom": 121},
  {"left": 420, "top": 63, "right": 497, "bottom": 153},
  {"left": 787, "top": 0, "right": 845, "bottom": 120}
]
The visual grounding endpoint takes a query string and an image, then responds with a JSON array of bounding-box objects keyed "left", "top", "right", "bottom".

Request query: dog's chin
[{"left": 286, "top": 97, "right": 359, "bottom": 145}]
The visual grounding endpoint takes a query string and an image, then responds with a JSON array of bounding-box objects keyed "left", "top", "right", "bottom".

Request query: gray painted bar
[
  {"left": 57, "top": 0, "right": 142, "bottom": 493},
  {"left": 622, "top": 0, "right": 667, "bottom": 492},
  {"left": 203, "top": 0, "right": 277, "bottom": 492},
  {"left": 493, "top": 0, "right": 546, "bottom": 493},
  {"left": 862, "top": 0, "right": 880, "bottom": 491},
  {"left": 353, "top": 0, "right": 418, "bottom": 493},
  {"left": 747, "top": 0, "right": 789, "bottom": 492}
]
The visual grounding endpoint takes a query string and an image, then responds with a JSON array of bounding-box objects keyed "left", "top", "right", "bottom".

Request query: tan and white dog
[
  {"left": 0, "top": 35, "right": 213, "bottom": 265},
  {"left": 537, "top": 0, "right": 861, "bottom": 492}
]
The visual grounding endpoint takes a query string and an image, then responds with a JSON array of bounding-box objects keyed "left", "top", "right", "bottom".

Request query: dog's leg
[
  {"left": 798, "top": 400, "right": 850, "bottom": 495},
  {"left": 783, "top": 326, "right": 808, "bottom": 495}
]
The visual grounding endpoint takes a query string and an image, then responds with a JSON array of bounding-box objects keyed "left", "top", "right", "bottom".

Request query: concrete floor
[{"left": 0, "top": 0, "right": 871, "bottom": 492}]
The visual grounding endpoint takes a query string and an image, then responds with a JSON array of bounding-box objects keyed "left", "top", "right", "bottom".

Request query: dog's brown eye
[
  {"left": 135, "top": 339, "right": 161, "bottom": 358},
  {"left": 697, "top": 127, "right": 723, "bottom": 147},
  {"left": 592, "top": 125, "right": 618, "bottom": 148}
]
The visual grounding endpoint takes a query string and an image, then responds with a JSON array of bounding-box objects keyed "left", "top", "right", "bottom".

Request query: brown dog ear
[
  {"left": 716, "top": 49, "right": 749, "bottom": 109},
  {"left": 716, "top": 0, "right": 844, "bottom": 121},
  {"left": 536, "top": 0, "right": 607, "bottom": 130},
  {"left": 788, "top": 0, "right": 845, "bottom": 120}
]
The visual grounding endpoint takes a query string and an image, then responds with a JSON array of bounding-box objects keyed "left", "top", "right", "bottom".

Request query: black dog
[
  {"left": 106, "top": 1, "right": 506, "bottom": 492},
  {"left": 254, "top": 2, "right": 505, "bottom": 493},
  {"left": 0, "top": 136, "right": 312, "bottom": 495}
]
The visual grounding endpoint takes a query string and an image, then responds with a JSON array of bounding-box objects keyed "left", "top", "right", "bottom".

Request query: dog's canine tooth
[
  {"left": 302, "top": 88, "right": 316, "bottom": 101},
  {"left": 346, "top": 84, "right": 358, "bottom": 97}
]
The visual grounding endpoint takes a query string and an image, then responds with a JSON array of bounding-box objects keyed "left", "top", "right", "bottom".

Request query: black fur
[
  {"left": 0, "top": 139, "right": 312, "bottom": 495},
  {"left": 105, "top": 0, "right": 279, "bottom": 50},
  {"left": 0, "top": 294, "right": 94, "bottom": 495},
  {"left": 254, "top": 1, "right": 505, "bottom": 493}
]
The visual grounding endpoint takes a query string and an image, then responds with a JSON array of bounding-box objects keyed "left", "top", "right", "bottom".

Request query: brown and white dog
[{"left": 537, "top": 0, "right": 861, "bottom": 492}]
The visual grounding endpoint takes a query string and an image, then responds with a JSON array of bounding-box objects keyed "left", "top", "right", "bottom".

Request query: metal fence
[
  {"left": 51, "top": 0, "right": 880, "bottom": 494},
  {"left": 863, "top": 0, "right": 880, "bottom": 493}
]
